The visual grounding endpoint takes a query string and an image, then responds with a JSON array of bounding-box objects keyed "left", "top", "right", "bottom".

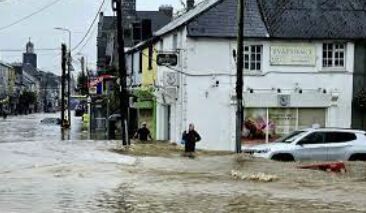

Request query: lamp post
[{"left": 55, "top": 27, "right": 72, "bottom": 128}]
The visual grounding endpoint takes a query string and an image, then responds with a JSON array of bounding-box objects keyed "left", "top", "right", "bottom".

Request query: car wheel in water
[
  {"left": 271, "top": 154, "right": 295, "bottom": 162},
  {"left": 349, "top": 154, "right": 366, "bottom": 161}
]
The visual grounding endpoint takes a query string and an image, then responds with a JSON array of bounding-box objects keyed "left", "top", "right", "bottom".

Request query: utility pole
[
  {"left": 67, "top": 50, "right": 72, "bottom": 128},
  {"left": 61, "top": 44, "right": 67, "bottom": 128},
  {"left": 113, "top": 0, "right": 130, "bottom": 146},
  {"left": 55, "top": 27, "right": 72, "bottom": 128},
  {"left": 236, "top": 0, "right": 244, "bottom": 153}
]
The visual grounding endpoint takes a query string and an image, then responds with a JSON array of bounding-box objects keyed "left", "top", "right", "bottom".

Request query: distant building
[
  {"left": 10, "top": 40, "right": 60, "bottom": 114},
  {"left": 96, "top": 1, "right": 173, "bottom": 70},
  {"left": 0, "top": 61, "right": 10, "bottom": 100},
  {"left": 94, "top": 1, "right": 174, "bottom": 138}
]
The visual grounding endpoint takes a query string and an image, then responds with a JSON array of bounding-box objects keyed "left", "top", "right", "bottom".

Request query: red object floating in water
[{"left": 298, "top": 162, "right": 346, "bottom": 173}]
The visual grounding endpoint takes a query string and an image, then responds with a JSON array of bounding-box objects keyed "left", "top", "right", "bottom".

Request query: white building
[{"left": 127, "top": 0, "right": 366, "bottom": 151}]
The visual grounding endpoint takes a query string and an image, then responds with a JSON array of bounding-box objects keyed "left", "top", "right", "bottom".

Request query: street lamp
[
  {"left": 54, "top": 27, "right": 71, "bottom": 53},
  {"left": 55, "top": 27, "right": 72, "bottom": 127}
]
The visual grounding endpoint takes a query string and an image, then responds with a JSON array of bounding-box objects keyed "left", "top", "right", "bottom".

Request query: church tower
[{"left": 23, "top": 38, "right": 37, "bottom": 68}]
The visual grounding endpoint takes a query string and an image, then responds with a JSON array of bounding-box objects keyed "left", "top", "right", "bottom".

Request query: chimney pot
[{"left": 187, "top": 0, "right": 195, "bottom": 10}]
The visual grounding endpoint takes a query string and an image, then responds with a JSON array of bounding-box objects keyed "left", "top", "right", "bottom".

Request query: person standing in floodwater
[
  {"left": 182, "top": 123, "right": 201, "bottom": 157},
  {"left": 134, "top": 122, "right": 153, "bottom": 142}
]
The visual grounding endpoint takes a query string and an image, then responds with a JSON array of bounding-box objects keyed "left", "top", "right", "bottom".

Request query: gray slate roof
[
  {"left": 259, "top": 0, "right": 366, "bottom": 39},
  {"left": 155, "top": 0, "right": 366, "bottom": 39},
  {"left": 188, "top": 0, "right": 268, "bottom": 38}
]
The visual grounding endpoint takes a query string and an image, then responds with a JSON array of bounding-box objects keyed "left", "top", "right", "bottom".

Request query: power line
[
  {"left": 0, "top": 0, "right": 63, "bottom": 31},
  {"left": 0, "top": 48, "right": 59, "bottom": 52},
  {"left": 72, "top": 0, "right": 106, "bottom": 51},
  {"left": 76, "top": 14, "right": 100, "bottom": 53}
]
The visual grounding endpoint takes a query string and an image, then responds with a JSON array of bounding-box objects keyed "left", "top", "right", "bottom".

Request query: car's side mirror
[{"left": 297, "top": 140, "right": 305, "bottom": 146}]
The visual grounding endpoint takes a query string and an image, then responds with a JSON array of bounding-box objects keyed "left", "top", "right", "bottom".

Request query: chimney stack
[
  {"left": 159, "top": 5, "right": 174, "bottom": 18},
  {"left": 187, "top": 0, "right": 195, "bottom": 10}
]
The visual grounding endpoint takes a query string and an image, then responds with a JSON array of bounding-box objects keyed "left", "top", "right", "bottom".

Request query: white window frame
[
  {"left": 322, "top": 42, "right": 346, "bottom": 69},
  {"left": 244, "top": 44, "right": 263, "bottom": 73}
]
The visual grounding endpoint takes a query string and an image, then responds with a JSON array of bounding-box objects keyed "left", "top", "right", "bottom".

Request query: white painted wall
[{"left": 156, "top": 31, "right": 355, "bottom": 151}]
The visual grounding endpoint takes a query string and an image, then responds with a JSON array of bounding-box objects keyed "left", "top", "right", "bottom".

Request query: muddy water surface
[{"left": 1, "top": 114, "right": 366, "bottom": 212}]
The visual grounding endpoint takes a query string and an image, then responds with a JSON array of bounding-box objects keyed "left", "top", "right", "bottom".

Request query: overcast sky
[{"left": 0, "top": 0, "right": 186, "bottom": 74}]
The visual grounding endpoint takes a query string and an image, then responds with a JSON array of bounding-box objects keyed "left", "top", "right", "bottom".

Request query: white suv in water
[{"left": 242, "top": 128, "right": 366, "bottom": 161}]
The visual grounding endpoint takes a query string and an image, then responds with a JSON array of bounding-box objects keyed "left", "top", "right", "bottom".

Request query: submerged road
[
  {"left": 0, "top": 113, "right": 136, "bottom": 212},
  {"left": 1, "top": 114, "right": 366, "bottom": 213}
]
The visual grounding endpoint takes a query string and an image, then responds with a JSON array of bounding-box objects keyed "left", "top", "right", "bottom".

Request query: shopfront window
[{"left": 243, "top": 108, "right": 326, "bottom": 143}]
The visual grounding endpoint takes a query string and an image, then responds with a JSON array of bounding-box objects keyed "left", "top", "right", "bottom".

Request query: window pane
[
  {"left": 328, "top": 51, "right": 333, "bottom": 58},
  {"left": 244, "top": 54, "right": 249, "bottom": 62},
  {"left": 250, "top": 63, "right": 255, "bottom": 70},
  {"left": 257, "top": 53, "right": 261, "bottom": 61},
  {"left": 257, "top": 63, "right": 261, "bottom": 70},
  {"left": 244, "top": 46, "right": 249, "bottom": 52},
  {"left": 256, "top": 46, "right": 261, "bottom": 52},
  {"left": 244, "top": 62, "right": 249, "bottom": 69},
  {"left": 251, "top": 53, "right": 256, "bottom": 60},
  {"left": 298, "top": 108, "right": 326, "bottom": 129},
  {"left": 251, "top": 46, "right": 256, "bottom": 52},
  {"left": 340, "top": 60, "right": 344, "bottom": 66},
  {"left": 329, "top": 60, "right": 333, "bottom": 66}
]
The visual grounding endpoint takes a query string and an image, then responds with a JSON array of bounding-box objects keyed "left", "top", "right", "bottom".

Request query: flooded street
[{"left": 1, "top": 114, "right": 366, "bottom": 212}]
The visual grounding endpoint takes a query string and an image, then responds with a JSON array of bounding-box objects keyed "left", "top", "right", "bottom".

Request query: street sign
[{"left": 157, "top": 53, "right": 178, "bottom": 66}]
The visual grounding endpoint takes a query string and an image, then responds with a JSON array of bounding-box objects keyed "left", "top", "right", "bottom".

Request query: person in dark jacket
[
  {"left": 182, "top": 123, "right": 201, "bottom": 157},
  {"left": 134, "top": 122, "right": 153, "bottom": 142}
]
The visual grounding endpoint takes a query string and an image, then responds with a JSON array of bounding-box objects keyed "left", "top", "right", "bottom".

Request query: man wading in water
[
  {"left": 134, "top": 122, "right": 153, "bottom": 142},
  {"left": 182, "top": 123, "right": 201, "bottom": 158}
]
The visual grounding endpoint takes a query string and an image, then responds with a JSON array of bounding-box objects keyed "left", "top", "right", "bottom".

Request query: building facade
[{"left": 143, "top": 0, "right": 366, "bottom": 151}]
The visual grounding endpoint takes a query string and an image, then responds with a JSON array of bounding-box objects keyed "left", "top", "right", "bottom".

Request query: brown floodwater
[{"left": 1, "top": 114, "right": 366, "bottom": 212}]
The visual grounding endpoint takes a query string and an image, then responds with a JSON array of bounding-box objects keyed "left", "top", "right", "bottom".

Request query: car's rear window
[{"left": 325, "top": 132, "right": 356, "bottom": 143}]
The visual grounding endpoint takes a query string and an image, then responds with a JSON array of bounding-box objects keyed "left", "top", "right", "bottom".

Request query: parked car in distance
[
  {"left": 242, "top": 128, "right": 366, "bottom": 162},
  {"left": 40, "top": 118, "right": 61, "bottom": 125}
]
